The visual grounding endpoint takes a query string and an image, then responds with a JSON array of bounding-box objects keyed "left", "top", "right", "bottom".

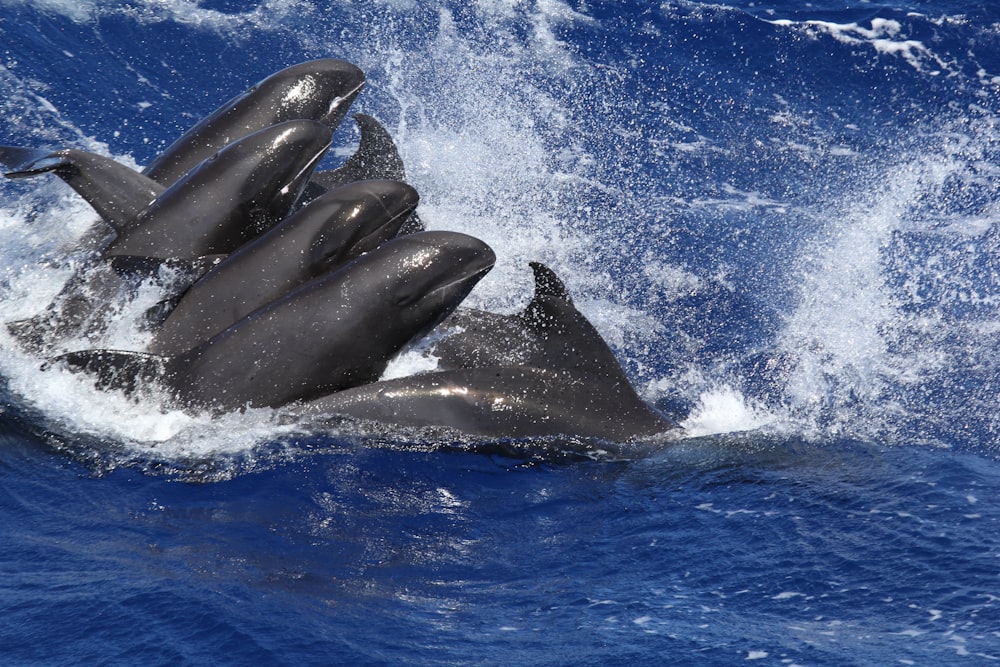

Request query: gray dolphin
[
  {"left": 433, "top": 262, "right": 624, "bottom": 377},
  {"left": 104, "top": 119, "right": 333, "bottom": 259},
  {"left": 52, "top": 231, "right": 496, "bottom": 413},
  {"left": 286, "top": 365, "right": 676, "bottom": 442},
  {"left": 149, "top": 179, "right": 421, "bottom": 355},
  {"left": 143, "top": 58, "right": 365, "bottom": 186},
  {"left": 0, "top": 113, "right": 416, "bottom": 237},
  {"left": 286, "top": 262, "right": 677, "bottom": 441},
  {"left": 3, "top": 121, "right": 331, "bottom": 350}
]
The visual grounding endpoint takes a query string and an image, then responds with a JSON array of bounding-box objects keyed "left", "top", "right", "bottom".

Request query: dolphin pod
[
  {"left": 0, "top": 58, "right": 678, "bottom": 445},
  {"left": 148, "top": 179, "right": 421, "bottom": 356},
  {"left": 57, "top": 231, "right": 495, "bottom": 413}
]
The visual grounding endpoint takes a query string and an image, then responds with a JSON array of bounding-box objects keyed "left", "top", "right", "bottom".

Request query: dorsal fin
[
  {"left": 300, "top": 114, "right": 424, "bottom": 232},
  {"left": 311, "top": 113, "right": 407, "bottom": 189},
  {"left": 523, "top": 261, "right": 571, "bottom": 327},
  {"left": 515, "top": 262, "right": 633, "bottom": 382},
  {"left": 0, "top": 146, "right": 164, "bottom": 233},
  {"left": 529, "top": 261, "right": 569, "bottom": 300}
]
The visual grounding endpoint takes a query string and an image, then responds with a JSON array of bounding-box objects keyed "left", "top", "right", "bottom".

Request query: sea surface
[{"left": 1, "top": 0, "right": 999, "bottom": 664}]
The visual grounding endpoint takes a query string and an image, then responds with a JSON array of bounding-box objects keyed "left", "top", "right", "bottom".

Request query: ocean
[{"left": 1, "top": 0, "right": 999, "bottom": 664}]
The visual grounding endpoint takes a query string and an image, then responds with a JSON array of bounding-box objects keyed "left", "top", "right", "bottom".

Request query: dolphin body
[
  {"left": 0, "top": 58, "right": 374, "bottom": 248},
  {"left": 149, "top": 179, "right": 421, "bottom": 355},
  {"left": 1, "top": 115, "right": 412, "bottom": 352},
  {"left": 287, "top": 263, "right": 677, "bottom": 442},
  {"left": 52, "top": 231, "right": 496, "bottom": 413},
  {"left": 143, "top": 58, "right": 365, "bottom": 186},
  {"left": 104, "top": 119, "right": 334, "bottom": 259},
  {"left": 0, "top": 112, "right": 410, "bottom": 236},
  {"left": 286, "top": 366, "right": 674, "bottom": 442},
  {"left": 2, "top": 119, "right": 334, "bottom": 255},
  {"left": 2, "top": 120, "right": 333, "bottom": 350}
]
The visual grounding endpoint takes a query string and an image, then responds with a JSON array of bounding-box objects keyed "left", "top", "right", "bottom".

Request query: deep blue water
[{"left": 2, "top": 0, "right": 1000, "bottom": 664}]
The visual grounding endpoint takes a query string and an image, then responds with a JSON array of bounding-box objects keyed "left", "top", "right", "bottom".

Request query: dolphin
[
  {"left": 432, "top": 262, "right": 625, "bottom": 377},
  {"left": 104, "top": 119, "right": 333, "bottom": 259},
  {"left": 148, "top": 179, "right": 421, "bottom": 355},
  {"left": 3, "top": 120, "right": 331, "bottom": 350},
  {"left": 0, "top": 113, "right": 416, "bottom": 237},
  {"left": 285, "top": 262, "right": 677, "bottom": 441},
  {"left": 143, "top": 58, "right": 365, "bottom": 186},
  {"left": 51, "top": 231, "right": 496, "bottom": 413},
  {"left": 285, "top": 365, "right": 676, "bottom": 442}
]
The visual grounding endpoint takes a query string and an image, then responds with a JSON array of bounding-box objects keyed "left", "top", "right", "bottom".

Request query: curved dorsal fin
[
  {"left": 529, "top": 261, "right": 569, "bottom": 300},
  {"left": 310, "top": 113, "right": 407, "bottom": 190},
  {"left": 302, "top": 114, "right": 423, "bottom": 232},
  {"left": 523, "top": 261, "right": 571, "bottom": 328}
]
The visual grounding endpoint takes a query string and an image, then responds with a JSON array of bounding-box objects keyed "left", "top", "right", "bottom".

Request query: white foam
[
  {"left": 767, "top": 18, "right": 953, "bottom": 74},
  {"left": 767, "top": 117, "right": 1000, "bottom": 444},
  {"left": 3, "top": 0, "right": 97, "bottom": 23},
  {"left": 680, "top": 386, "right": 775, "bottom": 437}
]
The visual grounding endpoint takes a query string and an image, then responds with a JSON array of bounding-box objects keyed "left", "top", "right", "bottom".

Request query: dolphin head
[
  {"left": 357, "top": 230, "right": 497, "bottom": 343},
  {"left": 218, "top": 119, "right": 333, "bottom": 237},
  {"left": 252, "top": 59, "right": 367, "bottom": 130},
  {"left": 308, "top": 180, "right": 421, "bottom": 273}
]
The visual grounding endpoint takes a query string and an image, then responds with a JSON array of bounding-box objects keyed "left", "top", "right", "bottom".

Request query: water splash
[
  {"left": 680, "top": 386, "right": 775, "bottom": 437},
  {"left": 766, "top": 121, "right": 1000, "bottom": 447}
]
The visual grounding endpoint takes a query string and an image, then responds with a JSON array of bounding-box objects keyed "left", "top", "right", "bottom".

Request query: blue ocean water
[{"left": 1, "top": 0, "right": 999, "bottom": 664}]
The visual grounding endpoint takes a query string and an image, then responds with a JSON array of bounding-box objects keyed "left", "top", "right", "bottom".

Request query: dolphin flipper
[
  {"left": 0, "top": 146, "right": 55, "bottom": 174},
  {"left": 50, "top": 349, "right": 169, "bottom": 396},
  {"left": 0, "top": 146, "right": 164, "bottom": 233}
]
